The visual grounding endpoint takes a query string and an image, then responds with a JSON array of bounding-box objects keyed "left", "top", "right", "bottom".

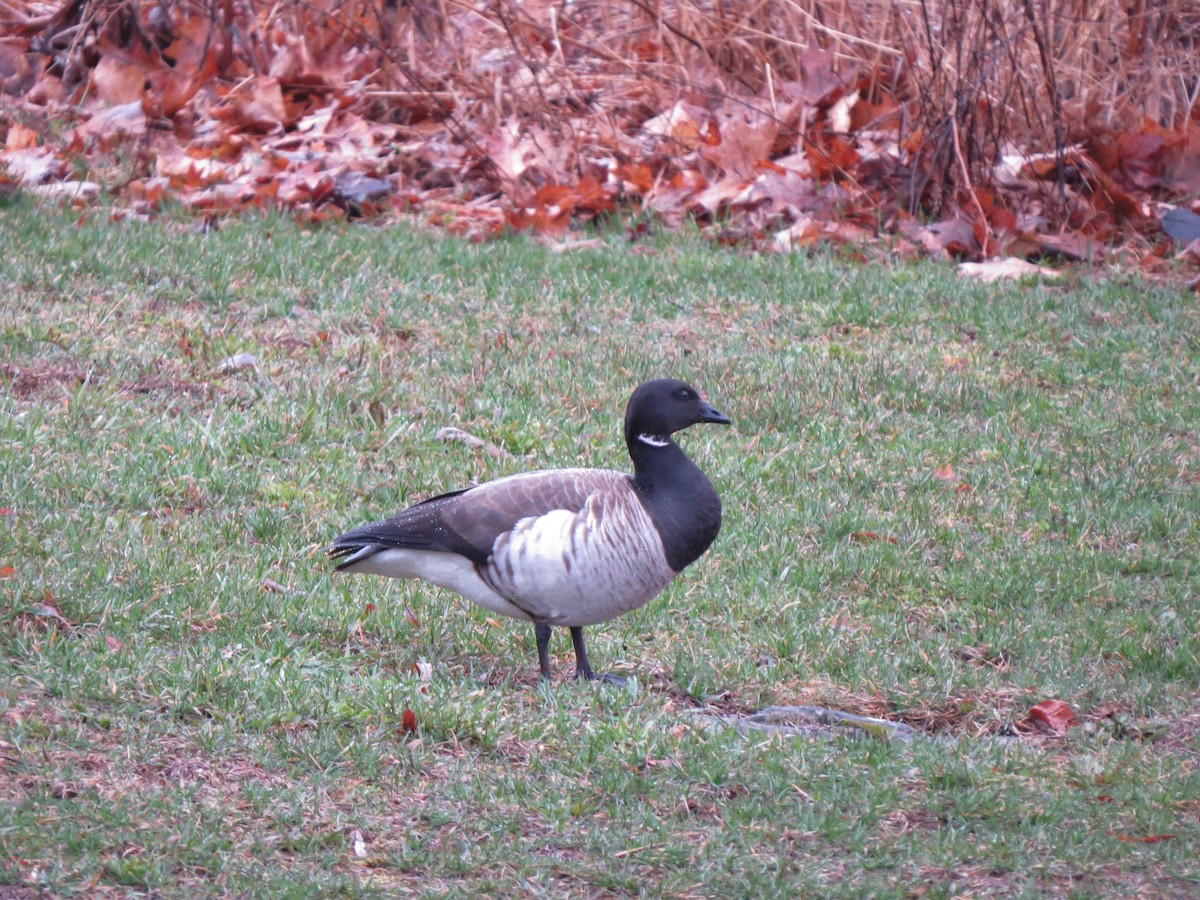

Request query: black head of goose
[{"left": 328, "top": 378, "right": 731, "bottom": 684}]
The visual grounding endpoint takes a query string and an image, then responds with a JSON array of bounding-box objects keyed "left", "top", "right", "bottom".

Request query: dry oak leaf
[
  {"left": 1026, "top": 699, "right": 1076, "bottom": 734},
  {"left": 5, "top": 122, "right": 39, "bottom": 151},
  {"left": 642, "top": 101, "right": 709, "bottom": 152},
  {"left": 957, "top": 258, "right": 1062, "bottom": 283},
  {"left": 700, "top": 105, "right": 781, "bottom": 179},
  {"left": 3, "top": 148, "right": 66, "bottom": 184},
  {"left": 75, "top": 102, "right": 147, "bottom": 144},
  {"left": 93, "top": 55, "right": 148, "bottom": 106}
]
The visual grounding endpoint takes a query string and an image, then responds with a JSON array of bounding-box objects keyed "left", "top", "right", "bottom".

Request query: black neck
[{"left": 627, "top": 433, "right": 722, "bottom": 572}]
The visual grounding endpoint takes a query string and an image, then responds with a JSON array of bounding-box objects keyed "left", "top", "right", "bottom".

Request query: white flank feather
[{"left": 339, "top": 546, "right": 534, "bottom": 621}]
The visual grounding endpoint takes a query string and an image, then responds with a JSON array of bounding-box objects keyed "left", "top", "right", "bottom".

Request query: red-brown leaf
[
  {"left": 806, "top": 135, "right": 860, "bottom": 181},
  {"left": 1027, "top": 699, "right": 1077, "bottom": 733},
  {"left": 850, "top": 531, "right": 897, "bottom": 544},
  {"left": 29, "top": 599, "right": 73, "bottom": 627},
  {"left": 1112, "top": 832, "right": 1174, "bottom": 843}
]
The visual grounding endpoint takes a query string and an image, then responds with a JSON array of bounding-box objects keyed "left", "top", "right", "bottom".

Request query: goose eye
[{"left": 676, "top": 389, "right": 694, "bottom": 401}]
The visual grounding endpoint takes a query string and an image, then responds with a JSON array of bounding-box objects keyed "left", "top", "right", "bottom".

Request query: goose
[{"left": 328, "top": 378, "right": 730, "bottom": 683}]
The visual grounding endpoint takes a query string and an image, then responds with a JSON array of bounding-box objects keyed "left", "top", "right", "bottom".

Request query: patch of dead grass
[{"left": 0, "top": 360, "right": 90, "bottom": 399}]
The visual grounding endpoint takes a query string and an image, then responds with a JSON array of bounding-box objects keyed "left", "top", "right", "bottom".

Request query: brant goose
[{"left": 328, "top": 379, "right": 730, "bottom": 683}]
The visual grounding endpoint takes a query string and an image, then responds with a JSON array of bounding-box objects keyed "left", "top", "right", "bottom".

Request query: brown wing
[{"left": 329, "top": 469, "right": 630, "bottom": 567}]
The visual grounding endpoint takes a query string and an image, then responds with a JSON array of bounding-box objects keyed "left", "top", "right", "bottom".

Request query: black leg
[
  {"left": 535, "top": 623, "right": 553, "bottom": 680},
  {"left": 570, "top": 626, "right": 626, "bottom": 686}
]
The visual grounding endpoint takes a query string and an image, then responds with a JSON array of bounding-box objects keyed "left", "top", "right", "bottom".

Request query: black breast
[{"left": 632, "top": 451, "right": 723, "bottom": 573}]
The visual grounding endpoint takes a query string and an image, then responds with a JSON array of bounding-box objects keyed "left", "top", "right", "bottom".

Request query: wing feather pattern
[
  {"left": 329, "top": 468, "right": 677, "bottom": 626},
  {"left": 329, "top": 469, "right": 629, "bottom": 570}
]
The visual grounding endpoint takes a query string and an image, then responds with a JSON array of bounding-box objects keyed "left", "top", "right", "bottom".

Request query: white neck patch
[{"left": 637, "top": 433, "right": 669, "bottom": 448}]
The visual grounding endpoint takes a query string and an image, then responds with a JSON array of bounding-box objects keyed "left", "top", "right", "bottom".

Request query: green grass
[{"left": 1, "top": 200, "right": 1198, "bottom": 897}]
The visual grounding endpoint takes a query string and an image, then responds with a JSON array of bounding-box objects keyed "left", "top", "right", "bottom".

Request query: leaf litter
[{"left": 0, "top": 0, "right": 1197, "bottom": 279}]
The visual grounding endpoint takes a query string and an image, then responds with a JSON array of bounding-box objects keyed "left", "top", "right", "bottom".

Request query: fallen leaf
[
  {"left": 5, "top": 123, "right": 38, "bottom": 151},
  {"left": 0, "top": 565, "right": 14, "bottom": 578},
  {"left": 1027, "top": 699, "right": 1077, "bottom": 734},
  {"left": 28, "top": 181, "right": 102, "bottom": 203},
  {"left": 3, "top": 147, "right": 67, "bottom": 184},
  {"left": 483, "top": 118, "right": 542, "bottom": 182},
  {"left": 76, "top": 101, "right": 148, "bottom": 145},
  {"left": 772, "top": 217, "right": 823, "bottom": 253},
  {"left": 701, "top": 104, "right": 781, "bottom": 179},
  {"left": 850, "top": 531, "right": 897, "bottom": 544},
  {"left": 225, "top": 76, "right": 289, "bottom": 132},
  {"left": 28, "top": 600, "right": 73, "bottom": 627},
  {"left": 642, "top": 101, "right": 706, "bottom": 151},
  {"left": 912, "top": 217, "right": 979, "bottom": 259},
  {"left": 93, "top": 56, "right": 147, "bottom": 105},
  {"left": 933, "top": 463, "right": 957, "bottom": 485},
  {"left": 805, "top": 134, "right": 860, "bottom": 181},
  {"left": 401, "top": 708, "right": 418, "bottom": 734},
  {"left": 957, "top": 257, "right": 1062, "bottom": 282},
  {"left": 104, "top": 634, "right": 123, "bottom": 652}
]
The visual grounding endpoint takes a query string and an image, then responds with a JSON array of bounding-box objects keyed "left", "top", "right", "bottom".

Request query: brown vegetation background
[{"left": 2, "top": 0, "right": 1199, "bottom": 266}]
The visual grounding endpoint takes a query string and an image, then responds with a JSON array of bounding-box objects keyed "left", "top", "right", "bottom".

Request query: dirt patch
[
  {"left": 672, "top": 679, "right": 1200, "bottom": 754},
  {"left": 0, "top": 360, "right": 92, "bottom": 399}
]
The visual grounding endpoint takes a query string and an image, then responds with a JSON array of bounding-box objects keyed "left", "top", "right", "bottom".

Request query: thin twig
[
  {"left": 1021, "top": 0, "right": 1065, "bottom": 203},
  {"left": 950, "top": 113, "right": 991, "bottom": 248}
]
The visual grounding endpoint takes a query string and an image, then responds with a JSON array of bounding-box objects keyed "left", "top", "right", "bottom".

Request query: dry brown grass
[{"left": 365, "top": 0, "right": 1200, "bottom": 189}]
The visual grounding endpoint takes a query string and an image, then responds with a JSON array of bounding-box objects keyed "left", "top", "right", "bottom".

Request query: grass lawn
[{"left": 1, "top": 201, "right": 1198, "bottom": 896}]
